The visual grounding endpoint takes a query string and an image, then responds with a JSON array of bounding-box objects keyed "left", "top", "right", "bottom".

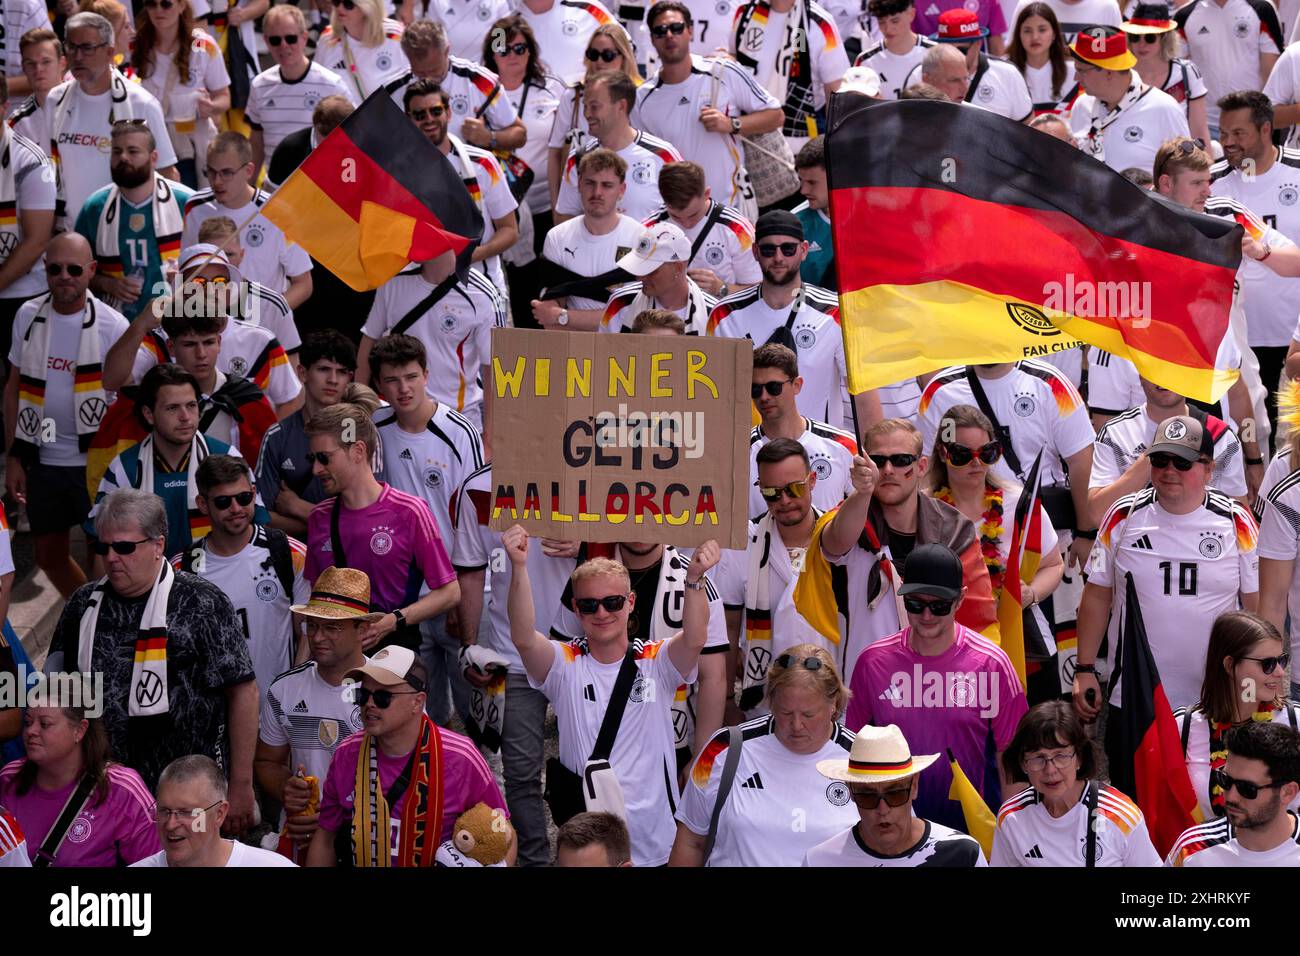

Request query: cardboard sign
[{"left": 488, "top": 329, "right": 752, "bottom": 549}]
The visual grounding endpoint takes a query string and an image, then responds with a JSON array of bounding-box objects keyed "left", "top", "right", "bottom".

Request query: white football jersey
[
  {"left": 1167, "top": 812, "right": 1300, "bottom": 867},
  {"left": 991, "top": 784, "right": 1162, "bottom": 867},
  {"left": 748, "top": 419, "right": 856, "bottom": 518},
  {"left": 1090, "top": 404, "right": 1247, "bottom": 498}
]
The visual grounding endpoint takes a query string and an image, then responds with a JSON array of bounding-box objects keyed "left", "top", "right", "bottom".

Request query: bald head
[
  {"left": 921, "top": 45, "right": 969, "bottom": 103},
  {"left": 45, "top": 231, "right": 96, "bottom": 312},
  {"left": 47, "top": 232, "right": 93, "bottom": 261}
]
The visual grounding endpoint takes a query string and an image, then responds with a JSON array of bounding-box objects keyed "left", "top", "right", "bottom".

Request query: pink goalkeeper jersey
[
  {"left": 304, "top": 484, "right": 457, "bottom": 612},
  {"left": 0, "top": 762, "right": 160, "bottom": 866}
]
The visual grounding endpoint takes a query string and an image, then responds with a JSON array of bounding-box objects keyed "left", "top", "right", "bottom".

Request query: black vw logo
[{"left": 135, "top": 671, "right": 164, "bottom": 708}]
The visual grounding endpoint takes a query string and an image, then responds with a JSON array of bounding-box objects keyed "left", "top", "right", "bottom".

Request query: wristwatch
[
  {"left": 1074, "top": 663, "right": 1098, "bottom": 675},
  {"left": 684, "top": 577, "right": 708, "bottom": 591},
  {"left": 1259, "top": 240, "right": 1273, "bottom": 262},
  {"left": 392, "top": 608, "right": 407, "bottom": 630},
  {"left": 731, "top": 116, "right": 742, "bottom": 135},
  {"left": 490, "top": 131, "right": 499, "bottom": 150},
  {"left": 556, "top": 308, "right": 569, "bottom": 327}
]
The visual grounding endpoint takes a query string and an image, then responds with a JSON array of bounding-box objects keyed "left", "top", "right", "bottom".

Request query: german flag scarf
[
  {"left": 89, "top": 173, "right": 184, "bottom": 287},
  {"left": 135, "top": 432, "right": 213, "bottom": 544},
  {"left": 77, "top": 559, "right": 175, "bottom": 717},
  {"left": 0, "top": 126, "right": 21, "bottom": 269},
  {"left": 13, "top": 294, "right": 108, "bottom": 461},
  {"left": 351, "top": 714, "right": 443, "bottom": 867}
]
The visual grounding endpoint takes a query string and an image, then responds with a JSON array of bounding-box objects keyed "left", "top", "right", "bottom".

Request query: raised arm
[
  {"left": 503, "top": 524, "right": 558, "bottom": 685},
  {"left": 668, "top": 540, "right": 720, "bottom": 678},
  {"left": 820, "top": 454, "right": 878, "bottom": 557}
]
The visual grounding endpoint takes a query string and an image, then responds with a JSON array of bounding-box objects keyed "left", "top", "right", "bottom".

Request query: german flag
[
  {"left": 827, "top": 98, "right": 1242, "bottom": 403},
  {"left": 1104, "top": 572, "right": 1203, "bottom": 857},
  {"left": 262, "top": 91, "right": 483, "bottom": 291}
]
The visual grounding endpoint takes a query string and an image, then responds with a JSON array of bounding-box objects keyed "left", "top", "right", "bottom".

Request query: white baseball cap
[
  {"left": 840, "top": 65, "right": 882, "bottom": 98},
  {"left": 616, "top": 223, "right": 692, "bottom": 277},
  {"left": 178, "top": 243, "right": 244, "bottom": 289}
]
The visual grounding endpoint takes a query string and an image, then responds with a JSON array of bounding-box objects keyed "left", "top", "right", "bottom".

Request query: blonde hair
[
  {"left": 864, "top": 417, "right": 923, "bottom": 455},
  {"left": 263, "top": 3, "right": 308, "bottom": 33},
  {"left": 765, "top": 644, "right": 850, "bottom": 719},
  {"left": 305, "top": 401, "right": 379, "bottom": 459},
  {"left": 586, "top": 23, "right": 641, "bottom": 85},
  {"left": 330, "top": 0, "right": 387, "bottom": 47},
  {"left": 570, "top": 557, "right": 631, "bottom": 591},
  {"left": 340, "top": 382, "right": 381, "bottom": 418},
  {"left": 197, "top": 215, "right": 238, "bottom": 246}
]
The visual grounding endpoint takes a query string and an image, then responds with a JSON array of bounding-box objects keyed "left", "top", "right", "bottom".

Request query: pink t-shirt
[
  {"left": 845, "top": 624, "right": 1027, "bottom": 834},
  {"left": 319, "top": 727, "right": 507, "bottom": 863},
  {"left": 0, "top": 762, "right": 161, "bottom": 866},
  {"left": 304, "top": 484, "right": 457, "bottom": 612}
]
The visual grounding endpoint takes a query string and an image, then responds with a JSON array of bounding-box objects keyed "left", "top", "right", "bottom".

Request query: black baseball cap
[
  {"left": 755, "top": 210, "right": 804, "bottom": 242},
  {"left": 897, "top": 543, "right": 963, "bottom": 599}
]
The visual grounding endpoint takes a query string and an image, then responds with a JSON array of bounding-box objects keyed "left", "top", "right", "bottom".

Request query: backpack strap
[
  {"left": 1180, "top": 707, "right": 1193, "bottom": 757},
  {"left": 264, "top": 527, "right": 296, "bottom": 604},
  {"left": 703, "top": 726, "right": 744, "bottom": 862},
  {"left": 1084, "top": 778, "right": 1100, "bottom": 868}
]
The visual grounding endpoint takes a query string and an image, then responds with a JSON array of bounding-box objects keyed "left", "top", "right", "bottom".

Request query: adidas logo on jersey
[
  {"left": 807, "top": 240, "right": 822, "bottom": 252},
  {"left": 1024, "top": 844, "right": 1044, "bottom": 859},
  {"left": 740, "top": 772, "right": 764, "bottom": 789},
  {"left": 1130, "top": 535, "right": 1153, "bottom": 550},
  {"left": 879, "top": 685, "right": 904, "bottom": 702},
  {"left": 400, "top": 448, "right": 414, "bottom": 460},
  {"left": 293, "top": 699, "right": 309, "bottom": 713},
  {"left": 584, "top": 683, "right": 596, "bottom": 702},
  {"left": 282, "top": 458, "right": 294, "bottom": 469},
  {"left": 266, "top": 98, "right": 276, "bottom": 107},
  {"left": 925, "top": 3, "right": 939, "bottom": 13},
  {"left": 679, "top": 96, "right": 691, "bottom": 105},
  {"left": 1198, "top": 25, "right": 1209, "bottom": 33}
]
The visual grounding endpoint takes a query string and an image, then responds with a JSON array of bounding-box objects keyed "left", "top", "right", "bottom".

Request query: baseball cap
[
  {"left": 897, "top": 543, "right": 963, "bottom": 600},
  {"left": 1070, "top": 25, "right": 1137, "bottom": 70},
  {"left": 345, "top": 645, "right": 427, "bottom": 692},
  {"left": 178, "top": 243, "right": 244, "bottom": 288},
  {"left": 932, "top": 8, "right": 990, "bottom": 42},
  {"left": 615, "top": 223, "right": 692, "bottom": 277},
  {"left": 754, "top": 210, "right": 804, "bottom": 243},
  {"left": 1146, "top": 415, "right": 1212, "bottom": 462},
  {"left": 840, "top": 65, "right": 882, "bottom": 98}
]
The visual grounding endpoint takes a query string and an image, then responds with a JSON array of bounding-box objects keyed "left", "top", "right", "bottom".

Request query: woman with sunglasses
[
  {"left": 0, "top": 705, "right": 160, "bottom": 866},
  {"left": 671, "top": 645, "right": 859, "bottom": 866},
  {"left": 926, "top": 405, "right": 1063, "bottom": 629},
  {"left": 1007, "top": 3, "right": 1076, "bottom": 115},
  {"left": 991, "top": 700, "right": 1161, "bottom": 866},
  {"left": 1174, "top": 611, "right": 1300, "bottom": 821},
  {"left": 131, "top": 0, "right": 231, "bottom": 187},
  {"left": 318, "top": 0, "right": 408, "bottom": 101},
  {"left": 547, "top": 23, "right": 640, "bottom": 210},
  {"left": 1121, "top": 2, "right": 1211, "bottom": 150}
]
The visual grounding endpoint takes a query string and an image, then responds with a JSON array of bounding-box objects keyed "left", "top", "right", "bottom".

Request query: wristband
[
  {"left": 1073, "top": 528, "right": 1097, "bottom": 540},
  {"left": 1245, "top": 456, "right": 1265, "bottom": 466},
  {"left": 392, "top": 608, "right": 407, "bottom": 630},
  {"left": 1074, "top": 663, "right": 1097, "bottom": 674}
]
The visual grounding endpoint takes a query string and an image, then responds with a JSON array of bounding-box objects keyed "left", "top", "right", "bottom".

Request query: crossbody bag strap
[
  {"left": 391, "top": 273, "right": 460, "bottom": 337},
  {"left": 964, "top": 366, "right": 1025, "bottom": 480},
  {"left": 475, "top": 79, "right": 503, "bottom": 119},
  {"left": 689, "top": 202, "right": 726, "bottom": 264},
  {"left": 385, "top": 748, "right": 418, "bottom": 807},
  {"left": 589, "top": 647, "right": 640, "bottom": 763},
  {"left": 703, "top": 726, "right": 744, "bottom": 861},
  {"left": 330, "top": 494, "right": 348, "bottom": 568},
  {"left": 32, "top": 774, "right": 98, "bottom": 868},
  {"left": 1084, "top": 778, "right": 1099, "bottom": 868},
  {"left": 1180, "top": 708, "right": 1193, "bottom": 756}
]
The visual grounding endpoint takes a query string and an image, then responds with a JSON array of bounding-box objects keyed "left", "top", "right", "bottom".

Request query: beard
[
  {"left": 761, "top": 262, "right": 800, "bottom": 286},
  {"left": 111, "top": 161, "right": 151, "bottom": 188}
]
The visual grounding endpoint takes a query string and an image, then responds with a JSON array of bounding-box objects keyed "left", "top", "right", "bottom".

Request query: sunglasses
[
  {"left": 651, "top": 21, "right": 689, "bottom": 37},
  {"left": 331, "top": 0, "right": 358, "bottom": 8},
  {"left": 851, "top": 786, "right": 912, "bottom": 809},
  {"left": 91, "top": 537, "right": 155, "bottom": 556},
  {"left": 943, "top": 440, "right": 1001, "bottom": 466},
  {"left": 354, "top": 687, "right": 419, "bottom": 708},
  {"left": 774, "top": 654, "right": 823, "bottom": 671},
  {"left": 1147, "top": 452, "right": 1201, "bottom": 472},
  {"left": 46, "top": 262, "right": 86, "bottom": 277},
  {"left": 1239, "top": 653, "right": 1291, "bottom": 674},
  {"left": 759, "top": 478, "right": 810, "bottom": 501},
  {"left": 498, "top": 41, "right": 530, "bottom": 56},
  {"left": 1154, "top": 138, "right": 1207, "bottom": 179},
  {"left": 410, "top": 106, "right": 446, "bottom": 121},
  {"left": 267, "top": 33, "right": 300, "bottom": 46},
  {"left": 188, "top": 274, "right": 230, "bottom": 285},
  {"left": 903, "top": 595, "right": 954, "bottom": 616},
  {"left": 585, "top": 47, "right": 621, "bottom": 62},
  {"left": 1135, "top": 32, "right": 1161, "bottom": 43},
  {"left": 207, "top": 490, "right": 255, "bottom": 510},
  {"left": 144, "top": 0, "right": 176, "bottom": 8},
  {"left": 574, "top": 594, "right": 629, "bottom": 615},
  {"left": 1213, "top": 769, "right": 1285, "bottom": 801},
  {"left": 868, "top": 452, "right": 919, "bottom": 469},
  {"left": 757, "top": 241, "right": 800, "bottom": 258},
  {"left": 305, "top": 449, "right": 340, "bottom": 464},
  {"left": 751, "top": 380, "right": 792, "bottom": 399}
]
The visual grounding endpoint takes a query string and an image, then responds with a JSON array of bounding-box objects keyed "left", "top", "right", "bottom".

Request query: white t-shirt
[
  {"left": 541, "top": 213, "right": 646, "bottom": 311},
  {"left": 991, "top": 784, "right": 1163, "bottom": 866},
  {"left": 246, "top": 62, "right": 358, "bottom": 163},
  {"left": 0, "top": 130, "right": 57, "bottom": 300},
  {"left": 1090, "top": 404, "right": 1247, "bottom": 498},
  {"left": 1173, "top": 704, "right": 1300, "bottom": 821},
  {"left": 170, "top": 527, "right": 311, "bottom": 695},
  {"left": 1256, "top": 447, "right": 1300, "bottom": 648},
  {"left": 918, "top": 361, "right": 1093, "bottom": 490},
  {"left": 135, "top": 31, "right": 230, "bottom": 139},
  {"left": 1, "top": 0, "right": 51, "bottom": 79},
  {"left": 373, "top": 404, "right": 486, "bottom": 547},
  {"left": 968, "top": 57, "right": 1034, "bottom": 122},
  {"left": 8, "top": 295, "right": 129, "bottom": 466},
  {"left": 7, "top": 98, "right": 52, "bottom": 172},
  {"left": 426, "top": 0, "right": 513, "bottom": 60},
  {"left": 556, "top": 130, "right": 683, "bottom": 222},
  {"left": 362, "top": 268, "right": 506, "bottom": 424},
  {"left": 709, "top": 285, "right": 849, "bottom": 430},
  {"left": 450, "top": 463, "right": 577, "bottom": 675},
  {"left": 855, "top": 36, "right": 936, "bottom": 101},
  {"left": 182, "top": 188, "right": 312, "bottom": 295},
  {"left": 315, "top": 18, "right": 407, "bottom": 101},
  {"left": 599, "top": 278, "right": 717, "bottom": 334},
  {"left": 1167, "top": 812, "right": 1300, "bottom": 866},
  {"left": 46, "top": 79, "right": 178, "bottom": 225},
  {"left": 137, "top": 318, "right": 301, "bottom": 407},
  {"left": 804, "top": 818, "right": 987, "bottom": 866},
  {"left": 642, "top": 202, "right": 762, "bottom": 287},
  {"left": 677, "top": 716, "right": 859, "bottom": 866},
  {"left": 1013, "top": 0, "right": 1121, "bottom": 44},
  {"left": 447, "top": 135, "right": 518, "bottom": 290},
  {"left": 1210, "top": 149, "right": 1300, "bottom": 348},
  {"left": 519, "top": 0, "right": 624, "bottom": 83},
  {"left": 636, "top": 55, "right": 781, "bottom": 217},
  {"left": 533, "top": 636, "right": 695, "bottom": 866},
  {"left": 258, "top": 659, "right": 368, "bottom": 785},
  {"left": 1021, "top": 58, "right": 1076, "bottom": 110},
  {"left": 189, "top": 0, "right": 260, "bottom": 77},
  {"left": 1159, "top": 57, "right": 1208, "bottom": 115},
  {"left": 383, "top": 59, "right": 520, "bottom": 142},
  {"left": 683, "top": 0, "right": 743, "bottom": 54},
  {"left": 131, "top": 841, "right": 299, "bottom": 867},
  {"left": 1088, "top": 487, "right": 1260, "bottom": 710},
  {"left": 1264, "top": 42, "right": 1300, "bottom": 148},
  {"left": 508, "top": 76, "right": 565, "bottom": 214},
  {"left": 1175, "top": 0, "right": 1282, "bottom": 130},
  {"left": 1068, "top": 81, "right": 1190, "bottom": 175},
  {"left": 1085, "top": 347, "right": 1144, "bottom": 416},
  {"left": 748, "top": 419, "right": 856, "bottom": 518}
]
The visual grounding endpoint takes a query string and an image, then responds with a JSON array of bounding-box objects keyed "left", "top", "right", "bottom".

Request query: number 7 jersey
[{"left": 1088, "top": 487, "right": 1259, "bottom": 712}]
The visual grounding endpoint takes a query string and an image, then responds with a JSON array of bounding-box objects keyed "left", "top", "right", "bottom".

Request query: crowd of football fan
[{"left": 0, "top": 0, "right": 1299, "bottom": 870}]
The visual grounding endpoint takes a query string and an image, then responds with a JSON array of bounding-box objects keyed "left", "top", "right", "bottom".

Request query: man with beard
[
  {"left": 403, "top": 79, "right": 517, "bottom": 292},
  {"left": 74, "top": 120, "right": 194, "bottom": 320},
  {"left": 708, "top": 210, "right": 876, "bottom": 433},
  {"left": 5, "top": 233, "right": 128, "bottom": 599},
  {"left": 1168, "top": 721, "right": 1300, "bottom": 866},
  {"left": 175, "top": 454, "right": 310, "bottom": 697}
]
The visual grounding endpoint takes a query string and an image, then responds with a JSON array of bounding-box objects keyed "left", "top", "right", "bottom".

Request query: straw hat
[
  {"left": 291, "top": 567, "right": 383, "bottom": 621},
  {"left": 817, "top": 724, "right": 941, "bottom": 785}
]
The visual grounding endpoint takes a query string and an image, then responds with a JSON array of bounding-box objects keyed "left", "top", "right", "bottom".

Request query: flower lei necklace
[
  {"left": 1207, "top": 700, "right": 1279, "bottom": 815},
  {"left": 936, "top": 484, "right": 1006, "bottom": 595}
]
